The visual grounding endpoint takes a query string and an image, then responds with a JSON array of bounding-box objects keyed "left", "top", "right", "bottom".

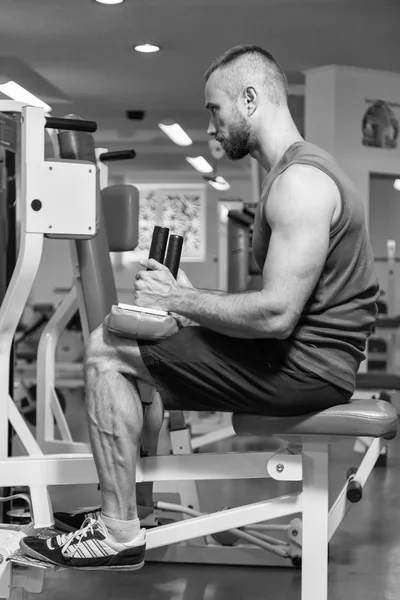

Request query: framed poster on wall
[{"left": 116, "top": 184, "right": 206, "bottom": 264}]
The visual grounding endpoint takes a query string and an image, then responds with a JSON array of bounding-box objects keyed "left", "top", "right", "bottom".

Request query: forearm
[{"left": 169, "top": 287, "right": 287, "bottom": 339}]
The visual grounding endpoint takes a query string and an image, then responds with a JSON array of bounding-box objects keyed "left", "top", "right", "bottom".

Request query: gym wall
[{"left": 305, "top": 65, "right": 400, "bottom": 314}]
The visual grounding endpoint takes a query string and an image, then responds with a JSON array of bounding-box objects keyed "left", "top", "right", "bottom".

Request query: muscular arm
[{"left": 170, "top": 165, "right": 338, "bottom": 338}]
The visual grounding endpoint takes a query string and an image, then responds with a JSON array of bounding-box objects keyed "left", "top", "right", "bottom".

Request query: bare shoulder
[{"left": 265, "top": 164, "right": 341, "bottom": 226}]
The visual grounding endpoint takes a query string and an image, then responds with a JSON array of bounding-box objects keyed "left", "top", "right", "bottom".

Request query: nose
[{"left": 207, "top": 118, "right": 217, "bottom": 138}]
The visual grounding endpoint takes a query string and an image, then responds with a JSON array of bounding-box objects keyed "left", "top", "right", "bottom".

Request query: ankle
[{"left": 100, "top": 513, "right": 140, "bottom": 543}]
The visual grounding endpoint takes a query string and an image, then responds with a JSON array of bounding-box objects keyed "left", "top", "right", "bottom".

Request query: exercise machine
[
  {"left": 35, "top": 135, "right": 138, "bottom": 455},
  {"left": 0, "top": 105, "right": 398, "bottom": 600}
]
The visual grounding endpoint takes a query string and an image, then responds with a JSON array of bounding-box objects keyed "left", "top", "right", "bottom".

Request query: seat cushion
[
  {"left": 232, "top": 399, "right": 398, "bottom": 440},
  {"left": 356, "top": 372, "right": 400, "bottom": 391}
]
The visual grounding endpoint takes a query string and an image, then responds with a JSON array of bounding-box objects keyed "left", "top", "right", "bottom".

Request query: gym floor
[{"left": 36, "top": 407, "right": 400, "bottom": 600}]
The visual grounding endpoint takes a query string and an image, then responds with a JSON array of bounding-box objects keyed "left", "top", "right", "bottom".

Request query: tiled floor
[{"left": 34, "top": 420, "right": 400, "bottom": 600}]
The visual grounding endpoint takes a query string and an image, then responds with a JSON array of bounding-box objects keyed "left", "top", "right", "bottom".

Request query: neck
[{"left": 250, "top": 106, "right": 304, "bottom": 172}]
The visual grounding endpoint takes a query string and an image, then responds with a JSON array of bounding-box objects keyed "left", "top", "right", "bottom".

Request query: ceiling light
[
  {"left": 394, "top": 179, "right": 400, "bottom": 191},
  {"left": 0, "top": 80, "right": 51, "bottom": 112},
  {"left": 134, "top": 44, "right": 160, "bottom": 53},
  {"left": 158, "top": 122, "right": 192, "bottom": 146},
  {"left": 95, "top": 0, "right": 125, "bottom": 4},
  {"left": 208, "top": 176, "right": 230, "bottom": 191},
  {"left": 186, "top": 156, "right": 213, "bottom": 174}
]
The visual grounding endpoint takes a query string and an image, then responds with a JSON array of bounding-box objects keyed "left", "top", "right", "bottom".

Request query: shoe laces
[{"left": 56, "top": 517, "right": 100, "bottom": 557}]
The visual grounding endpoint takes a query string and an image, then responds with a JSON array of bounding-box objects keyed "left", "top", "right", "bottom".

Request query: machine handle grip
[
  {"left": 45, "top": 117, "right": 97, "bottom": 133},
  {"left": 148, "top": 226, "right": 170, "bottom": 265},
  {"left": 99, "top": 150, "right": 136, "bottom": 162},
  {"left": 164, "top": 235, "right": 184, "bottom": 279}
]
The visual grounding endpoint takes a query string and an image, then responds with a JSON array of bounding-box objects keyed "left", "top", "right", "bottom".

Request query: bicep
[{"left": 261, "top": 166, "right": 337, "bottom": 324}]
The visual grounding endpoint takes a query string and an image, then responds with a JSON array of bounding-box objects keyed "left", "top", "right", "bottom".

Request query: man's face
[{"left": 205, "top": 73, "right": 251, "bottom": 161}]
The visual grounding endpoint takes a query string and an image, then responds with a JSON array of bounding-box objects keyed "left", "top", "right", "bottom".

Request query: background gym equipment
[{"left": 368, "top": 239, "right": 400, "bottom": 372}]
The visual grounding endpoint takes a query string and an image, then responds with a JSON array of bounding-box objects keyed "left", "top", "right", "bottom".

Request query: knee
[{"left": 84, "top": 325, "right": 112, "bottom": 374}]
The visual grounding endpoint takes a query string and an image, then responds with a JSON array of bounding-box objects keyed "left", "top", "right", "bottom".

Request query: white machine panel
[{"left": 26, "top": 160, "right": 97, "bottom": 236}]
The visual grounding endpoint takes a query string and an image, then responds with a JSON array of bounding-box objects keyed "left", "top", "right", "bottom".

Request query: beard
[{"left": 221, "top": 108, "right": 251, "bottom": 160}]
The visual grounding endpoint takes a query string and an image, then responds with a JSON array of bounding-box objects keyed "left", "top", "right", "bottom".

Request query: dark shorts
[{"left": 137, "top": 327, "right": 351, "bottom": 416}]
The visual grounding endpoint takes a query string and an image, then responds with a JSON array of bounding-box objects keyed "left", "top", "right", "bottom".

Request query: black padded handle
[
  {"left": 164, "top": 235, "right": 184, "bottom": 279},
  {"left": 148, "top": 226, "right": 170, "bottom": 264},
  {"left": 45, "top": 117, "right": 97, "bottom": 133},
  {"left": 347, "top": 480, "right": 363, "bottom": 503},
  {"left": 99, "top": 150, "right": 136, "bottom": 162}
]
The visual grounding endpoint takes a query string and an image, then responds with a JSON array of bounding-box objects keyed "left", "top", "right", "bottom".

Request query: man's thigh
[
  {"left": 136, "top": 327, "right": 283, "bottom": 413},
  {"left": 136, "top": 327, "right": 350, "bottom": 415}
]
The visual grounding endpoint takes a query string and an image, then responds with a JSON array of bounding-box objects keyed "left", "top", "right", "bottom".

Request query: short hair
[{"left": 204, "top": 45, "right": 288, "bottom": 106}]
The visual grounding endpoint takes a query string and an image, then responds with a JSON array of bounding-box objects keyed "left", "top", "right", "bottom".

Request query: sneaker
[
  {"left": 54, "top": 505, "right": 159, "bottom": 532},
  {"left": 20, "top": 517, "right": 146, "bottom": 571}
]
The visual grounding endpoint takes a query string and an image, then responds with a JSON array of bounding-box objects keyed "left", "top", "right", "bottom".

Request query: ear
[{"left": 244, "top": 86, "right": 258, "bottom": 116}]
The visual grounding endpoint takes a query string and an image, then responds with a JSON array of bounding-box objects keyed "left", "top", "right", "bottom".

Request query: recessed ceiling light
[
  {"left": 158, "top": 122, "right": 192, "bottom": 146},
  {"left": 394, "top": 179, "right": 400, "bottom": 192},
  {"left": 134, "top": 44, "right": 160, "bottom": 53},
  {"left": 95, "top": 0, "right": 125, "bottom": 4},
  {"left": 208, "top": 176, "right": 230, "bottom": 191},
  {"left": 0, "top": 81, "right": 52, "bottom": 112},
  {"left": 186, "top": 156, "right": 213, "bottom": 174}
]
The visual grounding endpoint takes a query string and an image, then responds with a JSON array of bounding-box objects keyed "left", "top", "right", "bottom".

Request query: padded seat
[
  {"left": 356, "top": 372, "right": 400, "bottom": 391},
  {"left": 232, "top": 399, "right": 398, "bottom": 439}
]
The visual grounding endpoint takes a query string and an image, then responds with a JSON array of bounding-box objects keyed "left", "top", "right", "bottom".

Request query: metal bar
[
  {"left": 154, "top": 501, "right": 288, "bottom": 554},
  {"left": 191, "top": 424, "right": 236, "bottom": 450},
  {"left": 8, "top": 396, "right": 42, "bottom": 456},
  {"left": 146, "top": 494, "right": 301, "bottom": 550},
  {"left": 137, "top": 452, "right": 273, "bottom": 482},
  {"left": 39, "top": 440, "right": 91, "bottom": 454},
  {"left": 0, "top": 450, "right": 273, "bottom": 488},
  {"left": 329, "top": 438, "right": 383, "bottom": 541},
  {"left": 45, "top": 117, "right": 97, "bottom": 133},
  {"left": 36, "top": 286, "right": 78, "bottom": 446},
  {"left": 99, "top": 150, "right": 136, "bottom": 162},
  {"left": 0, "top": 455, "right": 98, "bottom": 487},
  {"left": 301, "top": 443, "right": 329, "bottom": 600}
]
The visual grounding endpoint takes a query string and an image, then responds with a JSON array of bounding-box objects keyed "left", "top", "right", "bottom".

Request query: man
[{"left": 21, "top": 45, "right": 379, "bottom": 570}]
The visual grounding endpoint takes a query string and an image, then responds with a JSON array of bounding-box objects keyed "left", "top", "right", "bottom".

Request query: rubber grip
[
  {"left": 164, "top": 235, "right": 184, "bottom": 279},
  {"left": 99, "top": 150, "right": 136, "bottom": 162},
  {"left": 346, "top": 480, "right": 363, "bottom": 503},
  {"left": 45, "top": 117, "right": 97, "bottom": 133},
  {"left": 148, "top": 226, "right": 170, "bottom": 264}
]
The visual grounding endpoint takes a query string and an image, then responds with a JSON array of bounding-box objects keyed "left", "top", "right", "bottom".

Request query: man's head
[{"left": 204, "top": 45, "right": 288, "bottom": 160}]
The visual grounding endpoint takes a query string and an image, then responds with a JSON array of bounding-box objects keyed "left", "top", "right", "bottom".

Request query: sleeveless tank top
[{"left": 252, "top": 141, "right": 379, "bottom": 394}]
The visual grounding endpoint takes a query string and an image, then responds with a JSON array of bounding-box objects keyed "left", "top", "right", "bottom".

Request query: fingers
[
  {"left": 139, "top": 258, "right": 168, "bottom": 271},
  {"left": 135, "top": 269, "right": 166, "bottom": 282},
  {"left": 134, "top": 262, "right": 172, "bottom": 289},
  {"left": 133, "top": 277, "right": 144, "bottom": 289}
]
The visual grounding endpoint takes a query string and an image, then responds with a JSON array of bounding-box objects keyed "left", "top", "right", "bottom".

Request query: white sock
[{"left": 100, "top": 513, "right": 140, "bottom": 544}]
